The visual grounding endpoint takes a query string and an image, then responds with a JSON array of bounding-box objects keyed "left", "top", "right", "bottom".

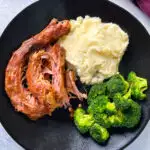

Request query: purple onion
[{"left": 137, "top": 0, "right": 150, "bottom": 17}]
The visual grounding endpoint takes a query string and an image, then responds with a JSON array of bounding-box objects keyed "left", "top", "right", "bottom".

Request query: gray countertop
[{"left": 0, "top": 0, "right": 150, "bottom": 150}]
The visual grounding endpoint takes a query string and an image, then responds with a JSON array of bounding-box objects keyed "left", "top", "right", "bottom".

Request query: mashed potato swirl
[{"left": 59, "top": 16, "right": 129, "bottom": 84}]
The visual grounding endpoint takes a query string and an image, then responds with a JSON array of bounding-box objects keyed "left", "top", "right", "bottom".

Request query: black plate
[{"left": 0, "top": 0, "right": 150, "bottom": 150}]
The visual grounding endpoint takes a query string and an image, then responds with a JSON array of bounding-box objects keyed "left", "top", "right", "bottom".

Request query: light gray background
[{"left": 0, "top": 0, "right": 149, "bottom": 150}]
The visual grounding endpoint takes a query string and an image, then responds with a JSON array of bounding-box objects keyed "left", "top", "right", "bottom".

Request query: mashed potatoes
[{"left": 59, "top": 16, "right": 129, "bottom": 84}]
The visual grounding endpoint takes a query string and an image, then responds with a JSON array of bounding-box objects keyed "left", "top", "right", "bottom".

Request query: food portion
[
  {"left": 5, "top": 19, "right": 86, "bottom": 120},
  {"left": 26, "top": 49, "right": 59, "bottom": 114},
  {"left": 50, "top": 44, "right": 70, "bottom": 106},
  {"left": 74, "top": 72, "right": 148, "bottom": 143},
  {"left": 66, "top": 70, "right": 87, "bottom": 100},
  {"left": 5, "top": 16, "right": 149, "bottom": 146},
  {"left": 59, "top": 16, "right": 129, "bottom": 84},
  {"left": 5, "top": 19, "right": 70, "bottom": 120},
  {"left": 127, "top": 71, "right": 148, "bottom": 100}
]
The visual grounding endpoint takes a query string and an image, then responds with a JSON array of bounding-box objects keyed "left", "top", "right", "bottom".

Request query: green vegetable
[
  {"left": 74, "top": 108, "right": 94, "bottom": 134},
  {"left": 93, "top": 113, "right": 111, "bottom": 128},
  {"left": 87, "top": 83, "right": 106, "bottom": 105},
  {"left": 113, "top": 88, "right": 131, "bottom": 110},
  {"left": 87, "top": 95, "right": 111, "bottom": 128},
  {"left": 88, "top": 95, "right": 109, "bottom": 114},
  {"left": 122, "top": 99, "right": 141, "bottom": 128},
  {"left": 105, "top": 102, "right": 117, "bottom": 115},
  {"left": 127, "top": 71, "right": 148, "bottom": 100},
  {"left": 109, "top": 99, "right": 141, "bottom": 128},
  {"left": 108, "top": 111, "right": 124, "bottom": 127},
  {"left": 106, "top": 74, "right": 129, "bottom": 98},
  {"left": 74, "top": 72, "right": 146, "bottom": 144},
  {"left": 90, "top": 123, "right": 109, "bottom": 143}
]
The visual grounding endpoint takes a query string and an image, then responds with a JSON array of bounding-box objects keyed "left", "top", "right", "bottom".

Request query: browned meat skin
[
  {"left": 26, "top": 50, "right": 60, "bottom": 114},
  {"left": 5, "top": 52, "right": 49, "bottom": 120},
  {"left": 66, "top": 70, "right": 87, "bottom": 100},
  {"left": 5, "top": 19, "right": 70, "bottom": 120},
  {"left": 26, "top": 50, "right": 50, "bottom": 97},
  {"left": 50, "top": 44, "right": 70, "bottom": 106}
]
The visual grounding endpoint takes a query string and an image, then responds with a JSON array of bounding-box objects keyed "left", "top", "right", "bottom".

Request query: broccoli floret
[
  {"left": 113, "top": 88, "right": 131, "bottom": 110},
  {"left": 88, "top": 95, "right": 109, "bottom": 114},
  {"left": 122, "top": 99, "right": 141, "bottom": 128},
  {"left": 106, "top": 74, "right": 129, "bottom": 98},
  {"left": 127, "top": 71, "right": 148, "bottom": 100},
  {"left": 87, "top": 83, "right": 106, "bottom": 105},
  {"left": 109, "top": 99, "right": 141, "bottom": 128},
  {"left": 105, "top": 102, "right": 117, "bottom": 115},
  {"left": 108, "top": 111, "right": 124, "bottom": 127},
  {"left": 87, "top": 96, "right": 111, "bottom": 128},
  {"left": 90, "top": 123, "right": 109, "bottom": 143},
  {"left": 94, "top": 113, "right": 111, "bottom": 128},
  {"left": 74, "top": 108, "right": 94, "bottom": 134}
]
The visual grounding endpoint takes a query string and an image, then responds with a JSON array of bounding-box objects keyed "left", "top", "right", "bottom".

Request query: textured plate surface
[{"left": 0, "top": 0, "right": 150, "bottom": 150}]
